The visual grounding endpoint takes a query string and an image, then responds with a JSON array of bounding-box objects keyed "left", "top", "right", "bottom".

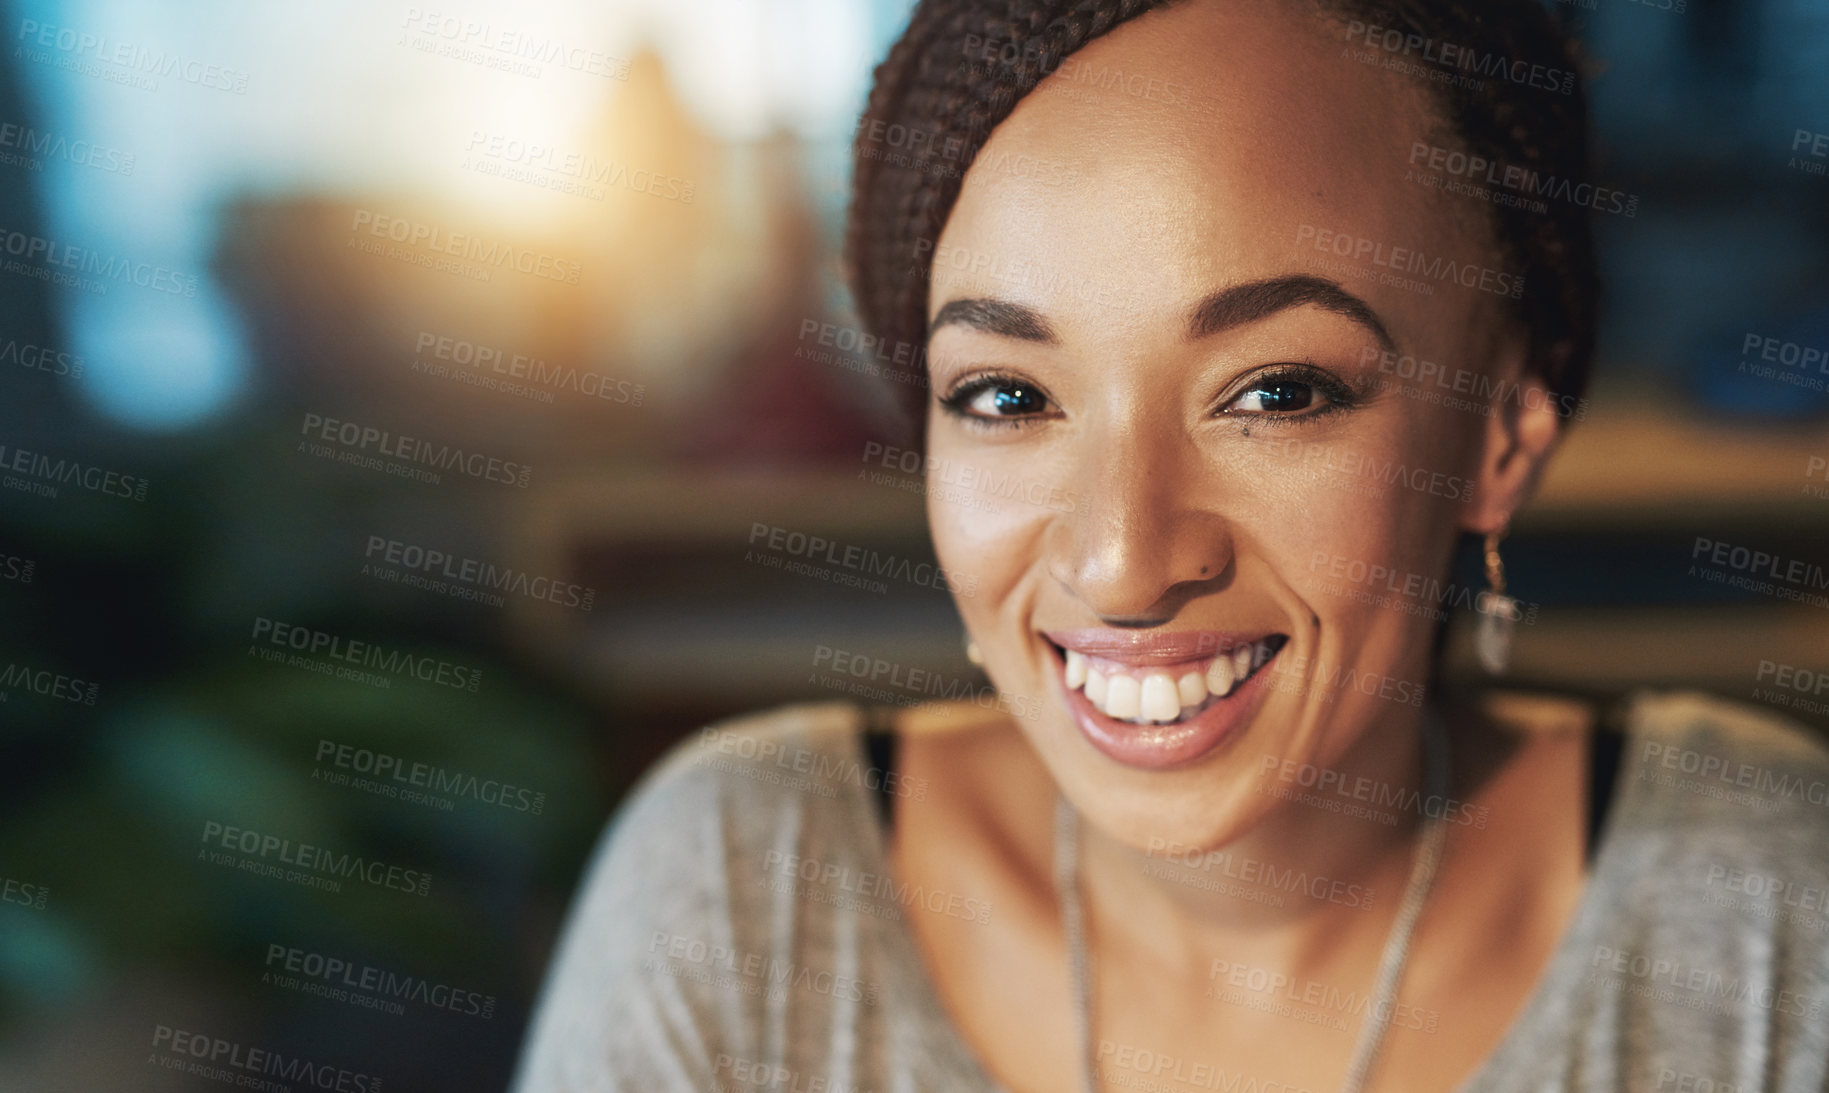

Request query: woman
[{"left": 514, "top": 2, "right": 1829, "bottom": 1091}]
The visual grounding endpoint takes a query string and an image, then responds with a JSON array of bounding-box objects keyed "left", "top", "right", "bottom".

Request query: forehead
[{"left": 934, "top": 2, "right": 1481, "bottom": 347}]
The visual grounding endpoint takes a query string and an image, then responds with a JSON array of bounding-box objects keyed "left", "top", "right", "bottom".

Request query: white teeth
[
  {"left": 1177, "top": 672, "right": 1207, "bottom": 709},
  {"left": 1206, "top": 655, "right": 1235, "bottom": 697},
  {"left": 1140, "top": 674, "right": 1180, "bottom": 722},
  {"left": 1105, "top": 674, "right": 1142, "bottom": 720},
  {"left": 1085, "top": 667, "right": 1108, "bottom": 710},
  {"left": 1061, "top": 638, "right": 1280, "bottom": 723}
]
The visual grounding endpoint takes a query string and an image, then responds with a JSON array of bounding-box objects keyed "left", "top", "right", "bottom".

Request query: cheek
[
  {"left": 924, "top": 433, "right": 1059, "bottom": 616},
  {"left": 1249, "top": 436, "right": 1467, "bottom": 676},
  {"left": 1231, "top": 425, "right": 1453, "bottom": 566}
]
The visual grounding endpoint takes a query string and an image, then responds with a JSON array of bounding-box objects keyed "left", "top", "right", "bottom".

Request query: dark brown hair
[{"left": 845, "top": 0, "right": 1599, "bottom": 435}]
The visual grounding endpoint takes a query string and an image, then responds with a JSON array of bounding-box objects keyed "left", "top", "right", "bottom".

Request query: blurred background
[{"left": 1, "top": 0, "right": 1827, "bottom": 1089}]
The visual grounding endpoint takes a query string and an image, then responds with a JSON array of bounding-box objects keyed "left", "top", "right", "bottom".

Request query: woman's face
[{"left": 924, "top": 1, "right": 1560, "bottom": 850}]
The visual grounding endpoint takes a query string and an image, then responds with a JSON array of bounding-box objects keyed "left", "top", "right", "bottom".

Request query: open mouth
[
  {"left": 1057, "top": 634, "right": 1288, "bottom": 726},
  {"left": 1040, "top": 631, "right": 1290, "bottom": 770}
]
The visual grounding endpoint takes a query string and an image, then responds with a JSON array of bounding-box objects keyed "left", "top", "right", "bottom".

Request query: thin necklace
[{"left": 1053, "top": 710, "right": 1452, "bottom": 1093}]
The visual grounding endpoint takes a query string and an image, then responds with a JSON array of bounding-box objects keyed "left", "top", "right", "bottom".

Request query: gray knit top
[{"left": 511, "top": 691, "right": 1829, "bottom": 1093}]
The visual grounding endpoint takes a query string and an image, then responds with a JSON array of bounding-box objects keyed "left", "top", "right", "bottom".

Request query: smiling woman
[{"left": 510, "top": 2, "right": 1829, "bottom": 1092}]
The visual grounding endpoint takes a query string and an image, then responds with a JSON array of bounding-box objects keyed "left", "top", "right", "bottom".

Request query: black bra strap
[
  {"left": 1586, "top": 716, "right": 1625, "bottom": 862},
  {"left": 861, "top": 705, "right": 900, "bottom": 831}
]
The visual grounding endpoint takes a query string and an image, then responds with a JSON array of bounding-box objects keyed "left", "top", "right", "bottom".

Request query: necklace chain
[{"left": 1053, "top": 711, "right": 1452, "bottom": 1093}]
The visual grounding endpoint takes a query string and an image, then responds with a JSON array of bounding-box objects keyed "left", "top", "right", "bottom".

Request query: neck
[{"left": 1074, "top": 702, "right": 1438, "bottom": 979}]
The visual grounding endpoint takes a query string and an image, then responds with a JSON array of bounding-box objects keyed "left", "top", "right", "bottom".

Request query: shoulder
[
  {"left": 1620, "top": 688, "right": 1829, "bottom": 833},
  {"left": 1479, "top": 691, "right": 1829, "bottom": 1093},
  {"left": 511, "top": 701, "right": 880, "bottom": 1092},
  {"left": 1607, "top": 688, "right": 1829, "bottom": 948},
  {"left": 577, "top": 698, "right": 882, "bottom": 937},
  {"left": 632, "top": 699, "right": 874, "bottom": 825}
]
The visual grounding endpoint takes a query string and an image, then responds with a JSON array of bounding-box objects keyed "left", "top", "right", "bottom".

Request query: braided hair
[{"left": 845, "top": 0, "right": 1599, "bottom": 437}]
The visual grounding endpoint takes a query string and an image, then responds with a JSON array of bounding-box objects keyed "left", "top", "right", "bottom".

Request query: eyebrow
[
  {"left": 1188, "top": 275, "right": 1397, "bottom": 353},
  {"left": 928, "top": 274, "right": 1397, "bottom": 353},
  {"left": 929, "top": 297, "right": 1058, "bottom": 342}
]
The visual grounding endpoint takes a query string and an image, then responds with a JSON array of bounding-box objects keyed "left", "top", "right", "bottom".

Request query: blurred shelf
[
  {"left": 1528, "top": 400, "right": 1829, "bottom": 531},
  {"left": 1443, "top": 604, "right": 1829, "bottom": 729}
]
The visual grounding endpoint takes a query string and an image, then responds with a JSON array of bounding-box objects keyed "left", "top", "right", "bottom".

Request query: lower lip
[{"left": 1054, "top": 651, "right": 1277, "bottom": 771}]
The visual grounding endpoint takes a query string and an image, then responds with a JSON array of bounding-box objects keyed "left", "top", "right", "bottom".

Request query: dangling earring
[
  {"left": 965, "top": 636, "right": 984, "bottom": 666},
  {"left": 1474, "top": 526, "right": 1519, "bottom": 675}
]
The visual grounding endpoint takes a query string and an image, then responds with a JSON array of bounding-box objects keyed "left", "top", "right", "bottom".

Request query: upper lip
[{"left": 1041, "top": 628, "right": 1279, "bottom": 667}]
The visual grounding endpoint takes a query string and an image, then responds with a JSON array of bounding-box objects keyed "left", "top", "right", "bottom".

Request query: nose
[{"left": 1045, "top": 427, "right": 1233, "bottom": 623}]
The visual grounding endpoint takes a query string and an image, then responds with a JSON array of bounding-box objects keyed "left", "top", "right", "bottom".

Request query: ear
[{"left": 1460, "top": 347, "right": 1565, "bottom": 537}]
